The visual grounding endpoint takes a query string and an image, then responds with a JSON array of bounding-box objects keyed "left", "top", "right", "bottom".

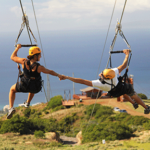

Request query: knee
[{"left": 10, "top": 85, "right": 17, "bottom": 93}]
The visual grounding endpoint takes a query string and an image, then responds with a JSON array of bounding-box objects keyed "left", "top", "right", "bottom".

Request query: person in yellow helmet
[
  {"left": 59, "top": 49, "right": 150, "bottom": 114},
  {"left": 7, "top": 44, "right": 63, "bottom": 119}
]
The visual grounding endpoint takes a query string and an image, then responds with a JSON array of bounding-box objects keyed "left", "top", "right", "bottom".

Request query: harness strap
[{"left": 99, "top": 78, "right": 115, "bottom": 88}]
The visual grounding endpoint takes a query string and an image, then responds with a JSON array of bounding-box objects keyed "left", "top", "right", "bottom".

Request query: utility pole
[{"left": 73, "top": 73, "right": 75, "bottom": 95}]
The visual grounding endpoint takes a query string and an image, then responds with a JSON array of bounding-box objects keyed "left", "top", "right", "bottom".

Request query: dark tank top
[{"left": 23, "top": 61, "right": 41, "bottom": 79}]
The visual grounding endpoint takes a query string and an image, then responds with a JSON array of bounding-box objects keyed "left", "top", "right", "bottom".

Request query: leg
[
  {"left": 7, "top": 84, "right": 17, "bottom": 119},
  {"left": 27, "top": 93, "right": 34, "bottom": 104},
  {"left": 9, "top": 84, "right": 17, "bottom": 109},
  {"left": 21, "top": 93, "right": 34, "bottom": 108},
  {"left": 131, "top": 93, "right": 148, "bottom": 109},
  {"left": 123, "top": 94, "right": 139, "bottom": 109},
  {"left": 123, "top": 94, "right": 135, "bottom": 104}
]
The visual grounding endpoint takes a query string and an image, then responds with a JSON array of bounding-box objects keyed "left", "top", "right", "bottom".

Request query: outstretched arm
[
  {"left": 10, "top": 44, "right": 26, "bottom": 64},
  {"left": 37, "top": 65, "right": 63, "bottom": 79},
  {"left": 60, "top": 75, "right": 93, "bottom": 86},
  {"left": 117, "top": 49, "right": 131, "bottom": 73}
]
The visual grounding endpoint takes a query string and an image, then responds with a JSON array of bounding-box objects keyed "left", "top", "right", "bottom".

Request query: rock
[
  {"left": 45, "top": 132, "right": 60, "bottom": 141},
  {"left": 76, "top": 131, "right": 82, "bottom": 145}
]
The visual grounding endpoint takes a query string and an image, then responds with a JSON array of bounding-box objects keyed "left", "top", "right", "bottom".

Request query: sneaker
[
  {"left": 7, "top": 107, "right": 16, "bottom": 119},
  {"left": 144, "top": 105, "right": 150, "bottom": 114},
  {"left": 21, "top": 101, "right": 30, "bottom": 108},
  {"left": 133, "top": 102, "right": 138, "bottom": 109}
]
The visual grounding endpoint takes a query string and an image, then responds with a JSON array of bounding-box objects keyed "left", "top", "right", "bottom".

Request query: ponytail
[{"left": 27, "top": 53, "right": 41, "bottom": 60}]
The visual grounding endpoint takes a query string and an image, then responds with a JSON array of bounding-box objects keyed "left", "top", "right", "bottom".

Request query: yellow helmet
[
  {"left": 29, "top": 46, "right": 41, "bottom": 56},
  {"left": 103, "top": 69, "right": 115, "bottom": 79}
]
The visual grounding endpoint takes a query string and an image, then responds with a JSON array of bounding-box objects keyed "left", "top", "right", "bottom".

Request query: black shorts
[
  {"left": 108, "top": 82, "right": 135, "bottom": 97},
  {"left": 125, "top": 84, "right": 135, "bottom": 96}
]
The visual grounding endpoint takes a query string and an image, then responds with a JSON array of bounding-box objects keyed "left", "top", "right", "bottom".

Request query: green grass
[
  {"left": 120, "top": 99, "right": 150, "bottom": 114},
  {"left": 1, "top": 98, "right": 150, "bottom": 149}
]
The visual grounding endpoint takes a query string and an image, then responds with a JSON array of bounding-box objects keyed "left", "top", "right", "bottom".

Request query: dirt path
[
  {"left": 60, "top": 135, "right": 77, "bottom": 145},
  {"left": 77, "top": 98, "right": 150, "bottom": 119}
]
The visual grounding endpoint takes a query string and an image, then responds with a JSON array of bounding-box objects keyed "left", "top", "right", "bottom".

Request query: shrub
[
  {"left": 115, "top": 112, "right": 130, "bottom": 122},
  {"left": 95, "top": 106, "right": 114, "bottom": 119},
  {"left": 52, "top": 105, "right": 65, "bottom": 112},
  {"left": 82, "top": 122, "right": 133, "bottom": 143},
  {"left": 58, "top": 113, "right": 79, "bottom": 133},
  {"left": 23, "top": 108, "right": 31, "bottom": 118},
  {"left": 125, "top": 116, "right": 149, "bottom": 126},
  {"left": 143, "top": 120, "right": 150, "bottom": 130},
  {"left": 34, "top": 130, "right": 45, "bottom": 139},
  {"left": 84, "top": 104, "right": 101, "bottom": 118},
  {"left": 47, "top": 95, "right": 63, "bottom": 109},
  {"left": 31, "top": 109, "right": 36, "bottom": 114},
  {"left": 44, "top": 111, "right": 49, "bottom": 114},
  {"left": 31, "top": 118, "right": 58, "bottom": 132},
  {"left": 0, "top": 115, "right": 31, "bottom": 134},
  {"left": 138, "top": 93, "right": 147, "bottom": 99},
  {"left": 78, "top": 104, "right": 84, "bottom": 107}
]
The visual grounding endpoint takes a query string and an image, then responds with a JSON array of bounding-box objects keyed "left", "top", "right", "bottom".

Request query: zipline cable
[
  {"left": 106, "top": 0, "right": 128, "bottom": 68},
  {"left": 31, "top": 0, "right": 46, "bottom": 67},
  {"left": 31, "top": 0, "right": 52, "bottom": 100},
  {"left": 83, "top": 0, "right": 117, "bottom": 133},
  {"left": 84, "top": 0, "right": 129, "bottom": 134},
  {"left": 96, "top": 0, "right": 117, "bottom": 79},
  {"left": 19, "top": 0, "right": 33, "bottom": 45},
  {"left": 120, "top": 0, "right": 127, "bottom": 24},
  {"left": 19, "top": 0, "right": 49, "bottom": 102}
]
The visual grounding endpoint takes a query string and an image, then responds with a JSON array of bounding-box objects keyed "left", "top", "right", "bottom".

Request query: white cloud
[
  {"left": 10, "top": 6, "right": 21, "bottom": 17},
  {"left": 9, "top": 0, "right": 150, "bottom": 31},
  {"left": 10, "top": 6, "right": 28, "bottom": 18},
  {"left": 32, "top": 0, "right": 150, "bottom": 18},
  {"left": 127, "top": 0, "right": 150, "bottom": 12}
]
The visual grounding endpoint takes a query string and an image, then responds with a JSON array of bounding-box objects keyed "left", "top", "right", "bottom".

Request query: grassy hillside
[{"left": 0, "top": 96, "right": 150, "bottom": 149}]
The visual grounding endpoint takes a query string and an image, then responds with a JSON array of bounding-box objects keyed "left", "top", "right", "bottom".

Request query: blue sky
[
  {"left": 0, "top": 0, "right": 150, "bottom": 32},
  {"left": 0, "top": 0, "right": 150, "bottom": 105}
]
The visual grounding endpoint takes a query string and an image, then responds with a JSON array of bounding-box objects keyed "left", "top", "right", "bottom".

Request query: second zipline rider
[{"left": 59, "top": 49, "right": 150, "bottom": 114}]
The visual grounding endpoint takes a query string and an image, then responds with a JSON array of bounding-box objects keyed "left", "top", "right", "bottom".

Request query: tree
[{"left": 138, "top": 93, "right": 147, "bottom": 99}]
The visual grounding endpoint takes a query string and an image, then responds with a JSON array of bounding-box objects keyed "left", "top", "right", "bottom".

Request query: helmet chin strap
[{"left": 36, "top": 55, "right": 38, "bottom": 61}]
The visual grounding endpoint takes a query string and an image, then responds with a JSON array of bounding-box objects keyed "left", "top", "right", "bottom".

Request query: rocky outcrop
[{"left": 76, "top": 131, "right": 82, "bottom": 145}]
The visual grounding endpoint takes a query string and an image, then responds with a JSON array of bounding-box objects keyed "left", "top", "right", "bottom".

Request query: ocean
[{"left": 0, "top": 29, "right": 150, "bottom": 109}]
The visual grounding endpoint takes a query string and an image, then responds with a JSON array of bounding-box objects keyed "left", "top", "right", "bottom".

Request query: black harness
[
  {"left": 17, "top": 61, "right": 43, "bottom": 93},
  {"left": 99, "top": 69, "right": 132, "bottom": 97}
]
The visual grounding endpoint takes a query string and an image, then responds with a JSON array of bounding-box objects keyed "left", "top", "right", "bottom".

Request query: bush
[
  {"left": 82, "top": 122, "right": 133, "bottom": 143},
  {"left": 84, "top": 104, "right": 101, "bottom": 118},
  {"left": 44, "top": 110, "right": 49, "bottom": 114},
  {"left": 78, "top": 104, "right": 84, "bottom": 108},
  {"left": 58, "top": 113, "right": 79, "bottom": 133},
  {"left": 0, "top": 115, "right": 31, "bottom": 134},
  {"left": 31, "top": 109, "right": 36, "bottom": 114},
  {"left": 52, "top": 105, "right": 65, "bottom": 112},
  {"left": 34, "top": 130, "right": 45, "bottom": 138},
  {"left": 47, "top": 95, "right": 63, "bottom": 109},
  {"left": 23, "top": 108, "right": 31, "bottom": 118},
  {"left": 125, "top": 116, "right": 149, "bottom": 126},
  {"left": 31, "top": 118, "right": 58, "bottom": 132},
  {"left": 138, "top": 93, "right": 147, "bottom": 99},
  {"left": 95, "top": 106, "right": 114, "bottom": 119},
  {"left": 143, "top": 120, "right": 150, "bottom": 130}
]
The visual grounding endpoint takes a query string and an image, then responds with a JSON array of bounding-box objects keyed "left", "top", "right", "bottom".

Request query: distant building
[{"left": 73, "top": 87, "right": 102, "bottom": 100}]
